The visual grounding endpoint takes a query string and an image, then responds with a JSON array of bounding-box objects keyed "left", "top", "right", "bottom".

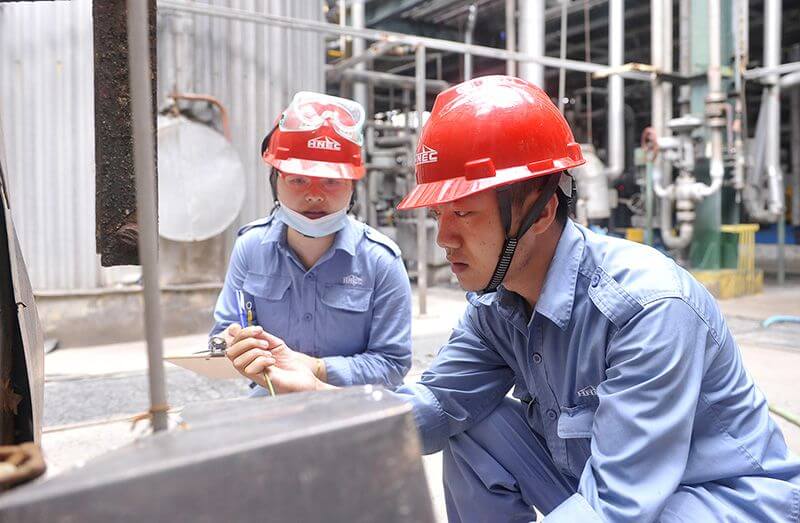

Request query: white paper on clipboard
[{"left": 164, "top": 354, "right": 244, "bottom": 380}]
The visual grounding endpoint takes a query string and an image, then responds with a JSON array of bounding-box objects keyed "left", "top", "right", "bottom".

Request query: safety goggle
[{"left": 279, "top": 91, "right": 365, "bottom": 146}]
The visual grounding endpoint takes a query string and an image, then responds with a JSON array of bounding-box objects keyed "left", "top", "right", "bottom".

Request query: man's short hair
[{"left": 508, "top": 172, "right": 571, "bottom": 225}]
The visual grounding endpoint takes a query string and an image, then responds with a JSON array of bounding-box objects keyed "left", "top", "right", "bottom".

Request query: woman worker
[{"left": 210, "top": 91, "right": 412, "bottom": 394}]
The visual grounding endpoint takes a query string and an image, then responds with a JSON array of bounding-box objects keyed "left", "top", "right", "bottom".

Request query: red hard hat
[
  {"left": 397, "top": 75, "right": 585, "bottom": 210},
  {"left": 262, "top": 92, "right": 366, "bottom": 180}
]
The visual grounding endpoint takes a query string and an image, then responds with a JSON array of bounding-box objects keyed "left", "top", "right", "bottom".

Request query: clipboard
[{"left": 164, "top": 354, "right": 245, "bottom": 380}]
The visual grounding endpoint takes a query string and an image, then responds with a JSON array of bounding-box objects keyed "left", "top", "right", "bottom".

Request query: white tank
[
  {"left": 157, "top": 115, "right": 245, "bottom": 242},
  {"left": 571, "top": 144, "right": 611, "bottom": 220}
]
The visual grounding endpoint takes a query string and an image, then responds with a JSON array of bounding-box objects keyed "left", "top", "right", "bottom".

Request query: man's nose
[{"left": 436, "top": 214, "right": 461, "bottom": 250}]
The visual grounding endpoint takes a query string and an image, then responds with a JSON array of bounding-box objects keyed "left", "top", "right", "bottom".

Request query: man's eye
[{"left": 454, "top": 211, "right": 471, "bottom": 217}]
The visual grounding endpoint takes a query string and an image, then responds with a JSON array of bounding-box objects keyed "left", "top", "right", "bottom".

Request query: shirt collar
[
  {"left": 534, "top": 219, "right": 585, "bottom": 330},
  {"left": 260, "top": 214, "right": 358, "bottom": 258},
  {"left": 465, "top": 220, "right": 585, "bottom": 330}
]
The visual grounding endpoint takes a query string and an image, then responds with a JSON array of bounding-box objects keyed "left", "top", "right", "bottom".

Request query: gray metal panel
[
  {"left": 0, "top": 0, "right": 98, "bottom": 291},
  {"left": 157, "top": 0, "right": 325, "bottom": 255},
  {"left": 0, "top": 1, "right": 324, "bottom": 291},
  {"left": 0, "top": 388, "right": 436, "bottom": 522}
]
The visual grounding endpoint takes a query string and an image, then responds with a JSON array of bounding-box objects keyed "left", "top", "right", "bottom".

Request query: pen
[{"left": 236, "top": 289, "right": 276, "bottom": 397}]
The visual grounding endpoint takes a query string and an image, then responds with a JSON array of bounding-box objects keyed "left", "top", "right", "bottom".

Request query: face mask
[{"left": 275, "top": 203, "right": 349, "bottom": 238}]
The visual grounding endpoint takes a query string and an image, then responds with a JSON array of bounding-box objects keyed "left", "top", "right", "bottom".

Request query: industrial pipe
[
  {"left": 464, "top": 3, "right": 477, "bottom": 80},
  {"left": 518, "top": 0, "right": 544, "bottom": 86},
  {"left": 127, "top": 0, "right": 169, "bottom": 432},
  {"left": 505, "top": 0, "right": 516, "bottom": 76},
  {"left": 415, "top": 44, "right": 427, "bottom": 315},
  {"left": 744, "top": 0, "right": 784, "bottom": 223},
  {"left": 652, "top": 0, "right": 692, "bottom": 250},
  {"left": 606, "top": 0, "right": 624, "bottom": 180},
  {"left": 698, "top": 0, "right": 725, "bottom": 199}
]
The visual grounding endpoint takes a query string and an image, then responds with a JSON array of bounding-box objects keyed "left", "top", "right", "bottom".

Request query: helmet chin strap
[{"left": 480, "top": 173, "right": 561, "bottom": 295}]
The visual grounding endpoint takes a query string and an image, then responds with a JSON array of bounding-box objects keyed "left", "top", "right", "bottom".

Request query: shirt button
[
  {"left": 303, "top": 313, "right": 312, "bottom": 322},
  {"left": 307, "top": 273, "right": 315, "bottom": 280},
  {"left": 546, "top": 409, "right": 558, "bottom": 421},
  {"left": 532, "top": 353, "right": 543, "bottom": 364},
  {"left": 591, "top": 273, "right": 600, "bottom": 287}
]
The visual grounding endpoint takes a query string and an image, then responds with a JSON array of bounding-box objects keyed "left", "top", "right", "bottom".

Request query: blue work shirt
[
  {"left": 397, "top": 219, "right": 800, "bottom": 522},
  {"left": 212, "top": 214, "right": 412, "bottom": 388}
]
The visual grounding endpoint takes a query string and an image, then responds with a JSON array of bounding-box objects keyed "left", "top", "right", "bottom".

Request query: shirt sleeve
[
  {"left": 323, "top": 255, "right": 413, "bottom": 388},
  {"left": 210, "top": 236, "right": 249, "bottom": 336},
  {"left": 392, "top": 306, "right": 516, "bottom": 455},
  {"left": 544, "top": 297, "right": 711, "bottom": 523}
]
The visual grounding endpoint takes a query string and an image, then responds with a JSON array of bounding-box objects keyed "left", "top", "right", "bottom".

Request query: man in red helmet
[
  {"left": 211, "top": 92, "right": 412, "bottom": 395},
  {"left": 232, "top": 77, "right": 800, "bottom": 522}
]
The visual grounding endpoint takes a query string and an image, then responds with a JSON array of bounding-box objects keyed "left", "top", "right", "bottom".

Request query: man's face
[
  {"left": 276, "top": 172, "right": 353, "bottom": 218},
  {"left": 430, "top": 190, "right": 506, "bottom": 291}
]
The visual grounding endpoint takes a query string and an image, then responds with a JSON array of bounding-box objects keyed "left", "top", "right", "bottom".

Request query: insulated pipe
[
  {"left": 697, "top": 0, "right": 725, "bottom": 199},
  {"left": 606, "top": 0, "right": 624, "bottom": 180},
  {"left": 558, "top": 0, "right": 568, "bottom": 113},
  {"left": 505, "top": 0, "right": 516, "bottom": 76},
  {"left": 415, "top": 44, "right": 427, "bottom": 315},
  {"left": 464, "top": 3, "right": 477, "bottom": 80},
  {"left": 764, "top": 0, "right": 785, "bottom": 218},
  {"left": 351, "top": 0, "right": 368, "bottom": 223},
  {"left": 519, "top": 0, "right": 544, "bottom": 86},
  {"left": 351, "top": 0, "right": 367, "bottom": 109},
  {"left": 745, "top": 0, "right": 784, "bottom": 223},
  {"left": 652, "top": 0, "right": 689, "bottom": 249},
  {"left": 781, "top": 71, "right": 800, "bottom": 89}
]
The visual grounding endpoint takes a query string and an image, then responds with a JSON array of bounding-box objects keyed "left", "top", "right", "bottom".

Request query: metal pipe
[
  {"left": 505, "top": 0, "right": 516, "bottom": 76},
  {"left": 678, "top": 0, "right": 691, "bottom": 116},
  {"left": 731, "top": 0, "right": 748, "bottom": 193},
  {"left": 764, "top": 0, "right": 786, "bottom": 284},
  {"left": 159, "top": 0, "right": 632, "bottom": 79},
  {"left": 335, "top": 68, "right": 449, "bottom": 92},
  {"left": 518, "top": 0, "right": 545, "bottom": 85},
  {"left": 744, "top": 61, "right": 800, "bottom": 80},
  {"left": 652, "top": 0, "right": 692, "bottom": 250},
  {"left": 327, "top": 40, "right": 396, "bottom": 81},
  {"left": 464, "top": 3, "right": 477, "bottom": 81},
  {"left": 606, "top": 0, "right": 624, "bottom": 180},
  {"left": 792, "top": 73, "right": 800, "bottom": 226},
  {"left": 351, "top": 0, "right": 367, "bottom": 116},
  {"left": 745, "top": 0, "right": 784, "bottom": 222},
  {"left": 558, "top": 0, "right": 568, "bottom": 112},
  {"left": 698, "top": 0, "right": 725, "bottom": 199},
  {"left": 415, "top": 44, "right": 427, "bottom": 315},
  {"left": 339, "top": 0, "right": 346, "bottom": 56},
  {"left": 168, "top": 91, "right": 231, "bottom": 141},
  {"left": 127, "top": 0, "right": 169, "bottom": 432},
  {"left": 781, "top": 71, "right": 800, "bottom": 89}
]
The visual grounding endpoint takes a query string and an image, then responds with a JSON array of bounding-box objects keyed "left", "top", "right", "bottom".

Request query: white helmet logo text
[
  {"left": 307, "top": 136, "right": 342, "bottom": 151},
  {"left": 416, "top": 145, "right": 438, "bottom": 165}
]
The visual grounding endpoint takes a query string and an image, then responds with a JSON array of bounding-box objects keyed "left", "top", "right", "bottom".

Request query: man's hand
[{"left": 223, "top": 324, "right": 332, "bottom": 393}]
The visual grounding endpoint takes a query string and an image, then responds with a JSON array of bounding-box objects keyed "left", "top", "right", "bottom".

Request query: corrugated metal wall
[
  {"left": 158, "top": 0, "right": 324, "bottom": 230},
  {"left": 0, "top": 0, "right": 97, "bottom": 291},
  {"left": 0, "top": 0, "right": 324, "bottom": 291}
]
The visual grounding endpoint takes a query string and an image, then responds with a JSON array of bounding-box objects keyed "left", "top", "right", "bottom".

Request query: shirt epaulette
[
  {"left": 364, "top": 225, "right": 402, "bottom": 257},
  {"left": 237, "top": 214, "right": 275, "bottom": 237}
]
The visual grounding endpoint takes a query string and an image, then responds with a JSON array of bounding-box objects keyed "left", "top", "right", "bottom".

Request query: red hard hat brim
[
  {"left": 397, "top": 159, "right": 584, "bottom": 210},
  {"left": 264, "top": 155, "right": 365, "bottom": 180}
]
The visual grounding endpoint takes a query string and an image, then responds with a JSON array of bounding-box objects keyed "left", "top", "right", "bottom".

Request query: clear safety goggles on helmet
[{"left": 279, "top": 91, "right": 365, "bottom": 146}]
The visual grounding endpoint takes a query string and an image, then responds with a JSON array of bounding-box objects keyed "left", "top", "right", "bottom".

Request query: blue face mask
[{"left": 275, "top": 204, "right": 349, "bottom": 238}]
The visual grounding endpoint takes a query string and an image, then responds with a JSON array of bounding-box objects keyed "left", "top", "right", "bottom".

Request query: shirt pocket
[
  {"left": 320, "top": 284, "right": 372, "bottom": 355},
  {"left": 558, "top": 398, "right": 598, "bottom": 479},
  {"left": 243, "top": 272, "right": 291, "bottom": 337}
]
